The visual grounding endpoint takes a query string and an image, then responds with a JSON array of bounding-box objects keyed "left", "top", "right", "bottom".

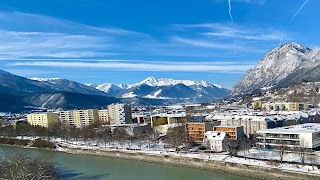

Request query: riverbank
[
  {"left": 59, "top": 144, "right": 320, "bottom": 180},
  {"left": 0, "top": 137, "right": 55, "bottom": 149}
]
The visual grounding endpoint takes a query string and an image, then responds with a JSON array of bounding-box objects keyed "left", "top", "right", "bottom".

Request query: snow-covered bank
[{"left": 58, "top": 143, "right": 320, "bottom": 180}]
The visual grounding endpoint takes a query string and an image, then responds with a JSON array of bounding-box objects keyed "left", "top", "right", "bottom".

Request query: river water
[{"left": 0, "top": 146, "right": 256, "bottom": 180}]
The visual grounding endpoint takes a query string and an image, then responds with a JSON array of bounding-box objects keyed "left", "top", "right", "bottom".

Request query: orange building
[
  {"left": 186, "top": 122, "right": 217, "bottom": 143},
  {"left": 213, "top": 126, "right": 244, "bottom": 140}
]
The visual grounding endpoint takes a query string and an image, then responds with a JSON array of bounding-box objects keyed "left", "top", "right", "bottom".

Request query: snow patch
[{"left": 122, "top": 92, "right": 137, "bottom": 98}]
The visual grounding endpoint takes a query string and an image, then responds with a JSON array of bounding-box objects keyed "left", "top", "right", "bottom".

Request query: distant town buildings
[
  {"left": 27, "top": 112, "right": 59, "bottom": 128},
  {"left": 261, "top": 102, "right": 309, "bottom": 111}
]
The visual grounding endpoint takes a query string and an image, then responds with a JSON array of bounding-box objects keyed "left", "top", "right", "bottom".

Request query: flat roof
[
  {"left": 257, "top": 123, "right": 320, "bottom": 134},
  {"left": 214, "top": 125, "right": 242, "bottom": 128}
]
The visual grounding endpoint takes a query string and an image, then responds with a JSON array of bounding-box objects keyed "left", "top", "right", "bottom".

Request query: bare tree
[
  {"left": 47, "top": 123, "right": 62, "bottom": 141},
  {"left": 16, "top": 122, "right": 33, "bottom": 139},
  {"left": 146, "top": 127, "right": 158, "bottom": 149},
  {"left": 276, "top": 140, "right": 287, "bottom": 163},
  {"left": 164, "top": 126, "right": 187, "bottom": 152},
  {"left": 239, "top": 138, "right": 252, "bottom": 159},
  {"left": 306, "top": 154, "right": 318, "bottom": 170},
  {"left": 33, "top": 126, "right": 48, "bottom": 140},
  {"left": 0, "top": 125, "right": 15, "bottom": 137},
  {"left": 67, "top": 126, "right": 81, "bottom": 143},
  {"left": 226, "top": 140, "right": 240, "bottom": 157},
  {"left": 81, "top": 125, "right": 96, "bottom": 146},
  {"left": 296, "top": 138, "right": 309, "bottom": 165},
  {"left": 133, "top": 127, "right": 146, "bottom": 150},
  {"left": 97, "top": 126, "right": 112, "bottom": 148},
  {"left": 0, "top": 152, "right": 58, "bottom": 180},
  {"left": 112, "top": 127, "right": 129, "bottom": 148}
]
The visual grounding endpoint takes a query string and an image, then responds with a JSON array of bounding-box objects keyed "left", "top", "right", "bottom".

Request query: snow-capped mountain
[
  {"left": 232, "top": 42, "right": 311, "bottom": 96},
  {"left": 129, "top": 76, "right": 222, "bottom": 88},
  {"left": 88, "top": 77, "right": 231, "bottom": 101},
  {"left": 277, "top": 48, "right": 320, "bottom": 88},
  {"left": 95, "top": 83, "right": 123, "bottom": 96}
]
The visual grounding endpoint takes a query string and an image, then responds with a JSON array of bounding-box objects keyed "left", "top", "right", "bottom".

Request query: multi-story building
[
  {"left": 214, "top": 126, "right": 244, "bottom": 140},
  {"left": 218, "top": 115, "right": 268, "bottom": 137},
  {"left": 256, "top": 123, "right": 320, "bottom": 150},
  {"left": 214, "top": 112, "right": 313, "bottom": 137},
  {"left": 60, "top": 109, "right": 99, "bottom": 128},
  {"left": 150, "top": 113, "right": 187, "bottom": 127},
  {"left": 98, "top": 110, "right": 109, "bottom": 124},
  {"left": 108, "top": 104, "right": 132, "bottom": 125},
  {"left": 27, "top": 113, "right": 59, "bottom": 128},
  {"left": 186, "top": 122, "right": 219, "bottom": 143}
]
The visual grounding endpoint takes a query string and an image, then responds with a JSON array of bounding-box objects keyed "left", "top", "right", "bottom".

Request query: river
[{"left": 0, "top": 146, "right": 257, "bottom": 180}]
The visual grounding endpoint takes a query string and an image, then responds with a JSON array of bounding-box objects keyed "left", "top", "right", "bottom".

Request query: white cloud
[
  {"left": 0, "top": 30, "right": 118, "bottom": 58},
  {"left": 171, "top": 36, "right": 236, "bottom": 49},
  {"left": 9, "top": 60, "right": 254, "bottom": 72},
  {"left": 0, "top": 11, "right": 145, "bottom": 36},
  {"left": 173, "top": 23, "right": 285, "bottom": 41}
]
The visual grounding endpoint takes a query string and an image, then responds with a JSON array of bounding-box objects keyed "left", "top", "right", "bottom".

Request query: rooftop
[{"left": 257, "top": 123, "right": 320, "bottom": 134}]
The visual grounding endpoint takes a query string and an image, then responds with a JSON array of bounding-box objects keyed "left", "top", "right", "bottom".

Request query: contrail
[
  {"left": 279, "top": 0, "right": 309, "bottom": 45},
  {"left": 228, "top": 0, "right": 234, "bottom": 24},
  {"left": 228, "top": 0, "right": 237, "bottom": 55}
]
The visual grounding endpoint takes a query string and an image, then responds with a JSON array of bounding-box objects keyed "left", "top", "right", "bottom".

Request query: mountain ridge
[
  {"left": 86, "top": 76, "right": 230, "bottom": 100},
  {"left": 231, "top": 42, "right": 313, "bottom": 96}
]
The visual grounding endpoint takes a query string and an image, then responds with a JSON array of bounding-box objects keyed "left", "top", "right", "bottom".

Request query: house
[{"left": 203, "top": 131, "right": 229, "bottom": 152}]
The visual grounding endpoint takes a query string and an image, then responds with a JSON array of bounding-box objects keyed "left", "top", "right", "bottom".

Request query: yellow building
[
  {"left": 27, "top": 113, "right": 59, "bottom": 128},
  {"left": 98, "top": 110, "right": 109, "bottom": 124},
  {"left": 251, "top": 101, "right": 262, "bottom": 110},
  {"left": 60, "top": 109, "right": 99, "bottom": 128},
  {"left": 151, "top": 114, "right": 187, "bottom": 127}
]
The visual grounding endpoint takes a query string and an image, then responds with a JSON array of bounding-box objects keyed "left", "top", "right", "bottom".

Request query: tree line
[{"left": 0, "top": 122, "right": 189, "bottom": 151}]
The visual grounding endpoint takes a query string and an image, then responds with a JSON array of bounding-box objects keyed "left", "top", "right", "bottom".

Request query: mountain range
[
  {"left": 0, "top": 70, "right": 229, "bottom": 112},
  {"left": 85, "top": 76, "right": 230, "bottom": 100},
  {"left": 232, "top": 42, "right": 320, "bottom": 97}
]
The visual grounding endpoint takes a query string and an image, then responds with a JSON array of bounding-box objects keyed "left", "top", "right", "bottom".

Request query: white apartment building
[
  {"left": 256, "top": 123, "right": 320, "bottom": 150},
  {"left": 108, "top": 104, "right": 132, "bottom": 125},
  {"left": 203, "top": 131, "right": 229, "bottom": 152},
  {"left": 60, "top": 109, "right": 99, "bottom": 128}
]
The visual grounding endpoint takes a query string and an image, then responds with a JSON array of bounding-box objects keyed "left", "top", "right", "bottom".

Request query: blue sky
[{"left": 0, "top": 0, "right": 318, "bottom": 88}]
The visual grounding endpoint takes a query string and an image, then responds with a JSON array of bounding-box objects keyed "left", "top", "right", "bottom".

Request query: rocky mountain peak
[{"left": 232, "top": 42, "right": 311, "bottom": 96}]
